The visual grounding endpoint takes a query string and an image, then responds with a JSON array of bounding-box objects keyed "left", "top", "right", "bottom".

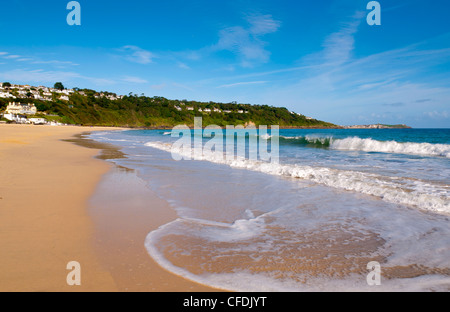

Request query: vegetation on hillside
[{"left": 0, "top": 87, "right": 337, "bottom": 128}]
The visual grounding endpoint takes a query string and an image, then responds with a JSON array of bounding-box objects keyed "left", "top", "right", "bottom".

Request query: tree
[
  {"left": 54, "top": 82, "right": 65, "bottom": 90},
  {"left": 2, "top": 82, "right": 11, "bottom": 88}
]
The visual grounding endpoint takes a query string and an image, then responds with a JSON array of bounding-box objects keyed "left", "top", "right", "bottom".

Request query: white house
[
  {"left": 60, "top": 95, "right": 70, "bottom": 101},
  {"left": 29, "top": 118, "right": 47, "bottom": 125},
  {"left": 0, "top": 92, "right": 15, "bottom": 99},
  {"left": 2, "top": 113, "right": 28, "bottom": 123},
  {"left": 5, "top": 102, "right": 37, "bottom": 115}
]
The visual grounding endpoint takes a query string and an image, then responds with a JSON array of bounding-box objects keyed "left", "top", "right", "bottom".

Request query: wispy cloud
[
  {"left": 122, "top": 76, "right": 148, "bottom": 84},
  {"left": 31, "top": 60, "right": 80, "bottom": 66},
  {"left": 3, "top": 54, "right": 21, "bottom": 59},
  {"left": 150, "top": 83, "right": 166, "bottom": 90},
  {"left": 247, "top": 14, "right": 281, "bottom": 36},
  {"left": 177, "top": 62, "right": 190, "bottom": 70},
  {"left": 424, "top": 110, "right": 449, "bottom": 119},
  {"left": 247, "top": 12, "right": 450, "bottom": 127},
  {"left": 302, "top": 11, "right": 364, "bottom": 69},
  {"left": 121, "top": 45, "right": 155, "bottom": 64},
  {"left": 0, "top": 50, "right": 79, "bottom": 68},
  {"left": 0, "top": 68, "right": 116, "bottom": 86},
  {"left": 217, "top": 81, "right": 267, "bottom": 88},
  {"left": 211, "top": 14, "right": 281, "bottom": 67},
  {"left": 0, "top": 68, "right": 81, "bottom": 83}
]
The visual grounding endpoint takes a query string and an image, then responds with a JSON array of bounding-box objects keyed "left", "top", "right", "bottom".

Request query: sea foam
[
  {"left": 144, "top": 141, "right": 450, "bottom": 214},
  {"left": 330, "top": 137, "right": 450, "bottom": 158}
]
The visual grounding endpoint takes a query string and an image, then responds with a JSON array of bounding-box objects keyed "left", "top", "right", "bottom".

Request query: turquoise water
[{"left": 90, "top": 128, "right": 450, "bottom": 291}]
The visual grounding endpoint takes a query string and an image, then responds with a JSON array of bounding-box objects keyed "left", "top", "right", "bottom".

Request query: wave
[
  {"left": 330, "top": 137, "right": 450, "bottom": 158},
  {"left": 144, "top": 141, "right": 450, "bottom": 214},
  {"left": 281, "top": 135, "right": 333, "bottom": 147},
  {"left": 262, "top": 134, "right": 450, "bottom": 158}
]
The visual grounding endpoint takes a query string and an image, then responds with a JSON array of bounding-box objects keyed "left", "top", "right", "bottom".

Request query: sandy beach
[{"left": 0, "top": 124, "right": 217, "bottom": 292}]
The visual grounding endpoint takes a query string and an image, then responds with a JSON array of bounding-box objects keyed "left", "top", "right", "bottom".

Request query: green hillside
[{"left": 0, "top": 87, "right": 337, "bottom": 128}]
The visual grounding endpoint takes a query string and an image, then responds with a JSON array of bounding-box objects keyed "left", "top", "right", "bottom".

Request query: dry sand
[{"left": 0, "top": 124, "right": 218, "bottom": 292}]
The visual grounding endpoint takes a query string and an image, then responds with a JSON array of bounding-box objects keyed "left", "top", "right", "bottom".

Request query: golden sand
[{"left": 0, "top": 124, "right": 217, "bottom": 292}]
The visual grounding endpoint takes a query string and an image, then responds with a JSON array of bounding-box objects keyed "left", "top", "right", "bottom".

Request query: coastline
[
  {"left": 77, "top": 131, "right": 221, "bottom": 291},
  {"left": 0, "top": 124, "right": 219, "bottom": 292}
]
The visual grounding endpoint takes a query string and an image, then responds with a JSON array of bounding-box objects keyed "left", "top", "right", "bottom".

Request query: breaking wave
[
  {"left": 262, "top": 135, "right": 450, "bottom": 158},
  {"left": 144, "top": 141, "right": 450, "bottom": 214},
  {"left": 330, "top": 137, "right": 450, "bottom": 158}
]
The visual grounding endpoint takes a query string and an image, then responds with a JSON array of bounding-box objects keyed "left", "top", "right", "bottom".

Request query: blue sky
[{"left": 0, "top": 0, "right": 449, "bottom": 127}]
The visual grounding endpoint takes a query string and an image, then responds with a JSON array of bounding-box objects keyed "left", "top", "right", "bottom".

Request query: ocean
[{"left": 88, "top": 128, "right": 450, "bottom": 291}]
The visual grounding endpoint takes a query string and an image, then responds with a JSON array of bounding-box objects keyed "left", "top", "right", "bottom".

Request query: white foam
[
  {"left": 145, "top": 220, "right": 450, "bottom": 292},
  {"left": 144, "top": 141, "right": 450, "bottom": 214},
  {"left": 330, "top": 137, "right": 450, "bottom": 158}
]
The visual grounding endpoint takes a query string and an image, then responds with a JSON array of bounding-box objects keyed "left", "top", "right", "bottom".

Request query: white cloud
[
  {"left": 3, "top": 55, "right": 20, "bottom": 59},
  {"left": 247, "top": 14, "right": 281, "bottom": 35},
  {"left": 31, "top": 60, "right": 79, "bottom": 66},
  {"left": 121, "top": 45, "right": 155, "bottom": 64},
  {"left": 122, "top": 76, "right": 149, "bottom": 84},
  {"left": 424, "top": 111, "right": 449, "bottom": 119},
  {"left": 177, "top": 62, "right": 190, "bottom": 69},
  {"left": 217, "top": 81, "right": 267, "bottom": 88},
  {"left": 211, "top": 14, "right": 281, "bottom": 67}
]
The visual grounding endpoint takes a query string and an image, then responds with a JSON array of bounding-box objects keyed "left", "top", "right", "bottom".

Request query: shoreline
[
  {"left": 0, "top": 124, "right": 219, "bottom": 291},
  {"left": 77, "top": 131, "right": 221, "bottom": 291}
]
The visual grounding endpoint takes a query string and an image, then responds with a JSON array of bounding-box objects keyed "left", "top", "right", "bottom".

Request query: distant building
[
  {"left": 5, "top": 102, "right": 37, "bottom": 115},
  {"left": 60, "top": 95, "right": 70, "bottom": 101},
  {"left": 0, "top": 92, "right": 15, "bottom": 99},
  {"left": 29, "top": 118, "right": 47, "bottom": 125}
]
